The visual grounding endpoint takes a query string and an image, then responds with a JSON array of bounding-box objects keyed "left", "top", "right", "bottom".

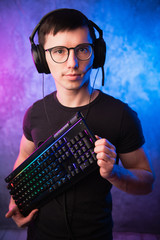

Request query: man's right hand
[
  {"left": 5, "top": 135, "right": 38, "bottom": 228},
  {"left": 5, "top": 204, "right": 38, "bottom": 228}
]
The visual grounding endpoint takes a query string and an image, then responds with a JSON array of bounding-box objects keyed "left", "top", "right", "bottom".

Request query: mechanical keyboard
[{"left": 5, "top": 112, "right": 97, "bottom": 216}]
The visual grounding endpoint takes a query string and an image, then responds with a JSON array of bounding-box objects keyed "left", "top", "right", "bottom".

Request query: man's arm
[
  {"left": 94, "top": 137, "right": 155, "bottom": 195},
  {"left": 13, "top": 134, "right": 36, "bottom": 169},
  {"left": 5, "top": 135, "right": 38, "bottom": 228}
]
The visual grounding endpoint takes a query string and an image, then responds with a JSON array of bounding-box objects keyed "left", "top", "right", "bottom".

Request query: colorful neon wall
[{"left": 0, "top": 0, "right": 159, "bottom": 233}]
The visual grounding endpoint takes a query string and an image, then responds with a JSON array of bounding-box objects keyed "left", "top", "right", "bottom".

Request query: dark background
[{"left": 0, "top": 0, "right": 160, "bottom": 234}]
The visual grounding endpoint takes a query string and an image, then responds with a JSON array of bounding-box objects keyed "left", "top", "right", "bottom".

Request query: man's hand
[
  {"left": 5, "top": 135, "right": 38, "bottom": 228},
  {"left": 94, "top": 136, "right": 154, "bottom": 195},
  {"left": 5, "top": 204, "right": 38, "bottom": 228},
  {"left": 94, "top": 135, "right": 117, "bottom": 180}
]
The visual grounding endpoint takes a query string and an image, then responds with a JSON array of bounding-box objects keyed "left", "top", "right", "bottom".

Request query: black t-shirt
[{"left": 23, "top": 90, "right": 145, "bottom": 240}]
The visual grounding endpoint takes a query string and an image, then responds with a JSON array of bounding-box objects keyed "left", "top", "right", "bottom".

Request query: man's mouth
[
  {"left": 65, "top": 72, "right": 81, "bottom": 76},
  {"left": 64, "top": 73, "right": 82, "bottom": 79}
]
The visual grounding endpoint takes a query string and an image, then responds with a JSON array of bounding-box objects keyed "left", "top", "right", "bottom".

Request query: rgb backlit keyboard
[{"left": 5, "top": 112, "right": 97, "bottom": 216}]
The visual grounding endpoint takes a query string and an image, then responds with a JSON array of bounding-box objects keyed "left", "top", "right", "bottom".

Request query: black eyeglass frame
[{"left": 44, "top": 43, "right": 94, "bottom": 63}]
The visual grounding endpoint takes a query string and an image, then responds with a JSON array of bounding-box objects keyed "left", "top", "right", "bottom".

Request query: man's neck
[{"left": 56, "top": 84, "right": 98, "bottom": 108}]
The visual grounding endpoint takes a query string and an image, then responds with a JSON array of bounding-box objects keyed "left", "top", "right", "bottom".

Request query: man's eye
[
  {"left": 77, "top": 46, "right": 89, "bottom": 54},
  {"left": 79, "top": 47, "right": 87, "bottom": 52},
  {"left": 53, "top": 48, "right": 65, "bottom": 54}
]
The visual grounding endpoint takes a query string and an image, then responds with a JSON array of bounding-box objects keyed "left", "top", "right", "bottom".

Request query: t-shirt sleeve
[
  {"left": 23, "top": 106, "right": 33, "bottom": 142},
  {"left": 117, "top": 104, "right": 145, "bottom": 153}
]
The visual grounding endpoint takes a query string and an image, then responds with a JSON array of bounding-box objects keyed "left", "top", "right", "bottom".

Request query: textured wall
[{"left": 0, "top": 0, "right": 160, "bottom": 233}]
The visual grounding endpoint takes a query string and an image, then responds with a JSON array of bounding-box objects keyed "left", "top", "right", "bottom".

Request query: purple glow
[{"left": 0, "top": 0, "right": 159, "bottom": 234}]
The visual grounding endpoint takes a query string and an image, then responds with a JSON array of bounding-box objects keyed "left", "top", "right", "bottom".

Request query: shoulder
[
  {"left": 33, "top": 91, "right": 55, "bottom": 108},
  {"left": 98, "top": 91, "right": 126, "bottom": 107},
  {"left": 25, "top": 92, "right": 56, "bottom": 116},
  {"left": 97, "top": 91, "right": 132, "bottom": 119},
  {"left": 23, "top": 91, "right": 55, "bottom": 129}
]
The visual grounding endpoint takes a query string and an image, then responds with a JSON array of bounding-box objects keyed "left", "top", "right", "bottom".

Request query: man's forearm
[{"left": 107, "top": 164, "right": 154, "bottom": 195}]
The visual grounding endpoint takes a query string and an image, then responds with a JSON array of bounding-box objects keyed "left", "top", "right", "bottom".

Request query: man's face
[{"left": 44, "top": 27, "right": 94, "bottom": 92}]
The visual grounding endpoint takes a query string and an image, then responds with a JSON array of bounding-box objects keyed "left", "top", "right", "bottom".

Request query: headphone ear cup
[
  {"left": 31, "top": 43, "right": 50, "bottom": 74},
  {"left": 92, "top": 38, "right": 106, "bottom": 69}
]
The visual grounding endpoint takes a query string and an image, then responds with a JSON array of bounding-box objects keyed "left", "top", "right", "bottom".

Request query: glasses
[{"left": 45, "top": 43, "right": 93, "bottom": 63}]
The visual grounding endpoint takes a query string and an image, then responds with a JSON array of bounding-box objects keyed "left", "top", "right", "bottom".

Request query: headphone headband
[{"left": 89, "top": 20, "right": 103, "bottom": 38}]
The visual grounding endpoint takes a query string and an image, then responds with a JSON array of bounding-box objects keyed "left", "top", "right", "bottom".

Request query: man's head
[{"left": 29, "top": 8, "right": 106, "bottom": 85}]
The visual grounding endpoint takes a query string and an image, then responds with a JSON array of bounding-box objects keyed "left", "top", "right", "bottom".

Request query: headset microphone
[{"left": 83, "top": 64, "right": 104, "bottom": 87}]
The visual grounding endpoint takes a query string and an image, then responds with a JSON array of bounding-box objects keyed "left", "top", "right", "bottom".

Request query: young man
[{"left": 6, "top": 8, "right": 154, "bottom": 240}]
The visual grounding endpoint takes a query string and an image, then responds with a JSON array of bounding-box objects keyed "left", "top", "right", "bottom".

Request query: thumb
[
  {"left": 5, "top": 205, "right": 18, "bottom": 218},
  {"left": 95, "top": 135, "right": 101, "bottom": 140}
]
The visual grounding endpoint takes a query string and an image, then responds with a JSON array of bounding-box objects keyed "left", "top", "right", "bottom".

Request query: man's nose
[{"left": 67, "top": 49, "right": 79, "bottom": 68}]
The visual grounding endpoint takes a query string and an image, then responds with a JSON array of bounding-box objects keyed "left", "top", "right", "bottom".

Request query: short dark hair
[{"left": 38, "top": 8, "right": 96, "bottom": 47}]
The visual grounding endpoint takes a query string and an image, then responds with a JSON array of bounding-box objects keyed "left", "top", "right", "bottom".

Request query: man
[{"left": 6, "top": 8, "right": 154, "bottom": 240}]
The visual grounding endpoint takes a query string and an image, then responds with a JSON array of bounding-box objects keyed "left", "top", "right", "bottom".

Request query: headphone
[{"left": 29, "top": 9, "right": 106, "bottom": 85}]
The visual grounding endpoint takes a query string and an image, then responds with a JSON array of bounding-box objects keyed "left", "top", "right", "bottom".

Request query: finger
[
  {"left": 5, "top": 206, "right": 18, "bottom": 218},
  {"left": 94, "top": 144, "right": 116, "bottom": 159},
  {"left": 96, "top": 152, "right": 116, "bottom": 164},
  {"left": 95, "top": 138, "right": 115, "bottom": 150},
  {"left": 104, "top": 147, "right": 117, "bottom": 159},
  {"left": 13, "top": 209, "right": 39, "bottom": 228},
  {"left": 97, "top": 158, "right": 115, "bottom": 175},
  {"left": 20, "top": 209, "right": 39, "bottom": 228},
  {"left": 28, "top": 209, "right": 39, "bottom": 219},
  {"left": 26, "top": 209, "right": 38, "bottom": 220},
  {"left": 5, "top": 211, "right": 13, "bottom": 218},
  {"left": 95, "top": 135, "right": 101, "bottom": 140}
]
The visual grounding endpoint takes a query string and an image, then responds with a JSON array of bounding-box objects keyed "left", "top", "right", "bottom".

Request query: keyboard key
[
  {"left": 82, "top": 137, "right": 92, "bottom": 149},
  {"left": 58, "top": 139, "right": 64, "bottom": 145},
  {"left": 80, "top": 160, "right": 90, "bottom": 170},
  {"left": 74, "top": 144, "right": 79, "bottom": 150},
  {"left": 75, "top": 135, "right": 80, "bottom": 141},
  {"left": 70, "top": 138, "right": 76, "bottom": 145},
  {"left": 78, "top": 131, "right": 85, "bottom": 138},
  {"left": 67, "top": 142, "right": 72, "bottom": 148}
]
